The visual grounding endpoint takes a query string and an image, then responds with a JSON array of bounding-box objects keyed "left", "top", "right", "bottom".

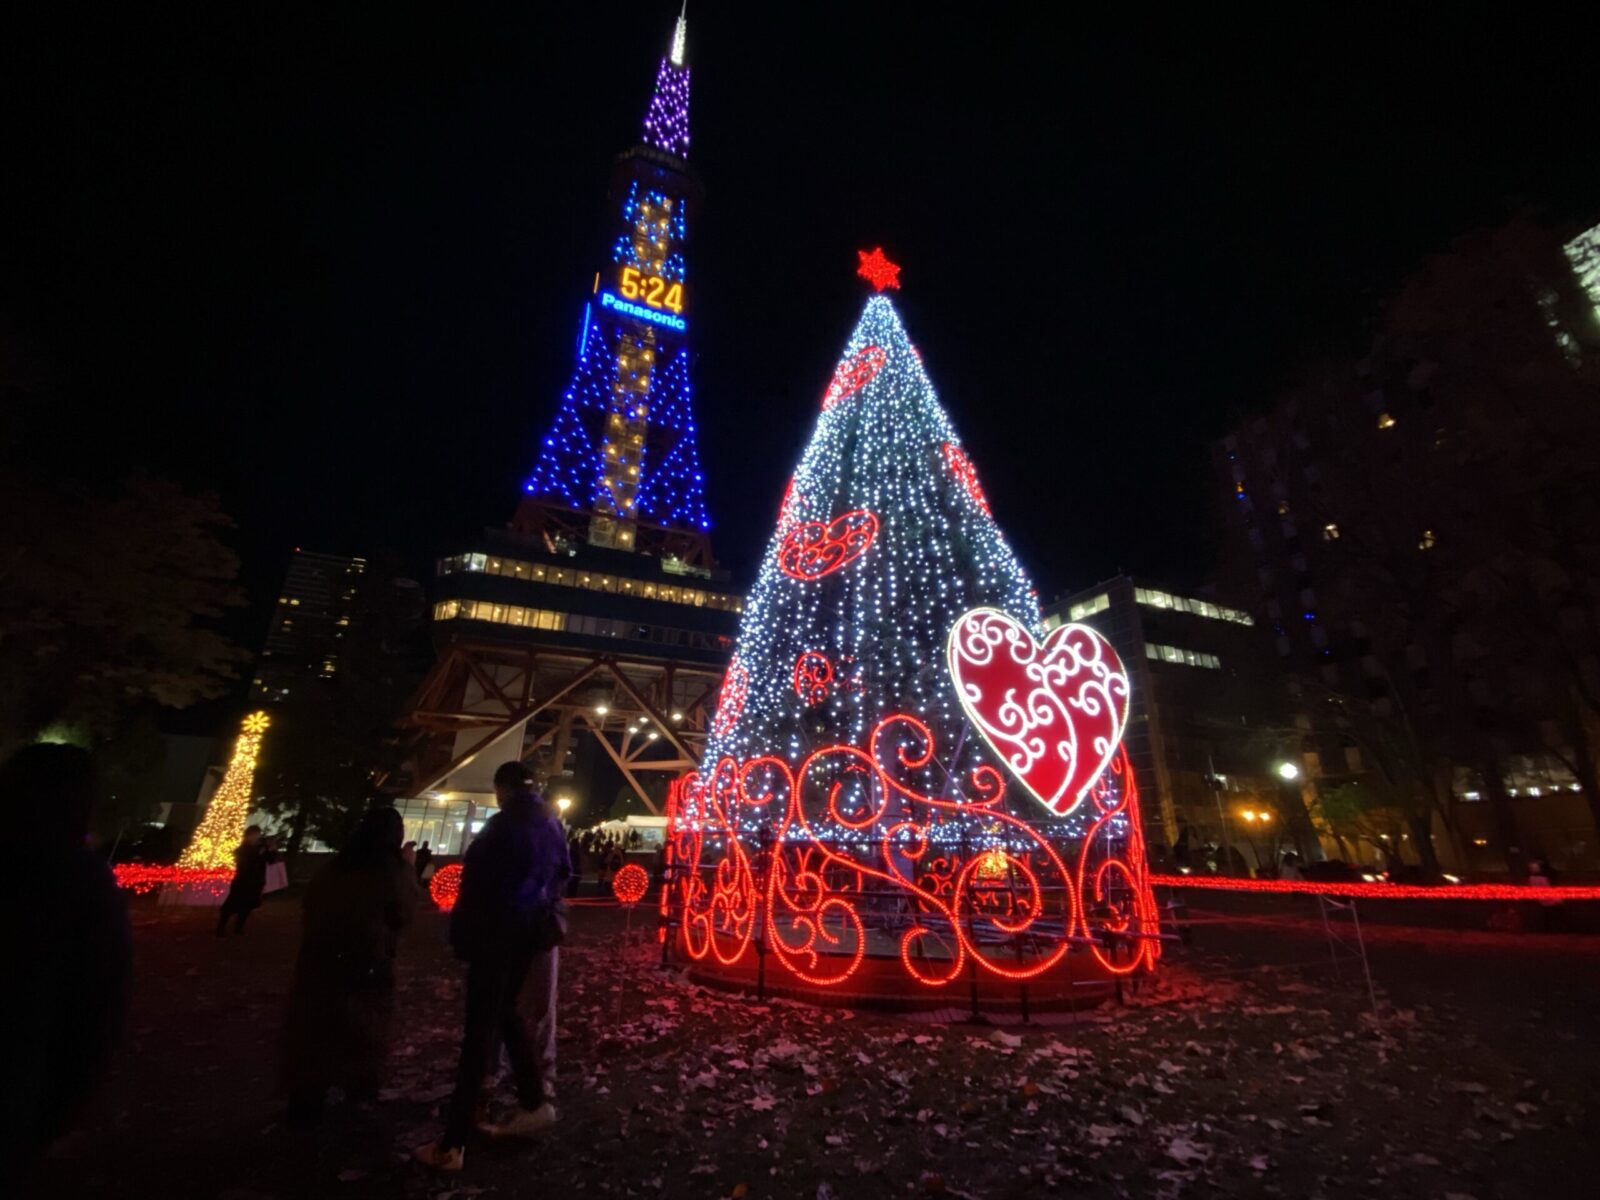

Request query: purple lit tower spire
[{"left": 642, "top": 9, "right": 690, "bottom": 157}]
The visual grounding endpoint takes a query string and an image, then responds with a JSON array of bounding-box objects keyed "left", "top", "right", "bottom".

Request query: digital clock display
[{"left": 618, "top": 266, "right": 685, "bottom": 315}]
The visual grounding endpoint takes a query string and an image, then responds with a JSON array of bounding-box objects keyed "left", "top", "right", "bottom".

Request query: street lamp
[
  {"left": 556, "top": 797, "right": 572, "bottom": 817},
  {"left": 1277, "top": 761, "right": 1301, "bottom": 782}
]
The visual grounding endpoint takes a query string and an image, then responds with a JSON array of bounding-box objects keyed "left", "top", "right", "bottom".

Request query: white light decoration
[
  {"left": 698, "top": 294, "right": 1041, "bottom": 771},
  {"left": 669, "top": 11, "right": 687, "bottom": 67}
]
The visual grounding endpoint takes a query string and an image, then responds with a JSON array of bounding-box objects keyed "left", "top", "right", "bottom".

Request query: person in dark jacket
[
  {"left": 282, "top": 806, "right": 419, "bottom": 1128},
  {"left": 415, "top": 839, "right": 434, "bottom": 880},
  {"left": 5, "top": 744, "right": 131, "bottom": 1188},
  {"left": 415, "top": 762, "right": 570, "bottom": 1172},
  {"left": 215, "top": 824, "right": 271, "bottom": 935}
]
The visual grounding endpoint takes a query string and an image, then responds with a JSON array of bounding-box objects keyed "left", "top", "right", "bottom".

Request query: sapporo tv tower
[
  {"left": 514, "top": 8, "right": 707, "bottom": 565},
  {"left": 393, "top": 10, "right": 740, "bottom": 839}
]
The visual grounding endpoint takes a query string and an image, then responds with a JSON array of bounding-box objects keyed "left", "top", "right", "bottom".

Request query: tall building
[
  {"left": 393, "top": 13, "right": 739, "bottom": 850},
  {"left": 251, "top": 549, "right": 368, "bottom": 704},
  {"left": 1213, "top": 215, "right": 1600, "bottom": 873},
  {"left": 1044, "top": 576, "right": 1285, "bottom": 866}
]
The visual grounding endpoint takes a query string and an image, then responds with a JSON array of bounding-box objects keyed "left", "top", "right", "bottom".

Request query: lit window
[
  {"left": 1145, "top": 642, "right": 1220, "bottom": 669},
  {"left": 1067, "top": 593, "right": 1110, "bottom": 621}
]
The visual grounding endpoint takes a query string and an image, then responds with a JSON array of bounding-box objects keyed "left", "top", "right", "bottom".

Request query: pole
[
  {"left": 755, "top": 827, "right": 769, "bottom": 1004},
  {"left": 960, "top": 828, "right": 986, "bottom": 1024},
  {"left": 616, "top": 903, "right": 634, "bottom": 1021},
  {"left": 1347, "top": 899, "right": 1380, "bottom": 1017},
  {"left": 1207, "top": 757, "right": 1238, "bottom": 875}
]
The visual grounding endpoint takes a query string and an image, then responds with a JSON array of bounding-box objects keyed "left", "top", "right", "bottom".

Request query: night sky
[{"left": 6, "top": 2, "right": 1597, "bottom": 638}]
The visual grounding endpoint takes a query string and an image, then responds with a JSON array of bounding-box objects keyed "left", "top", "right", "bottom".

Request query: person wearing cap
[{"left": 414, "top": 761, "right": 570, "bottom": 1172}]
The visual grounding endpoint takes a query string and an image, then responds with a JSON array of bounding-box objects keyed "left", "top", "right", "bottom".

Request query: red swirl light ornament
[
  {"left": 947, "top": 608, "right": 1131, "bottom": 816},
  {"left": 665, "top": 714, "right": 1160, "bottom": 997},
  {"left": 778, "top": 510, "right": 880, "bottom": 581},
  {"left": 792, "top": 651, "right": 833, "bottom": 705},
  {"left": 612, "top": 863, "right": 650, "bottom": 905},
  {"left": 942, "top": 442, "right": 991, "bottom": 516},
  {"left": 710, "top": 658, "right": 749, "bottom": 738},
  {"left": 1149, "top": 874, "right": 1600, "bottom": 902},
  {"left": 821, "top": 346, "right": 887, "bottom": 411},
  {"left": 430, "top": 863, "right": 464, "bottom": 911}
]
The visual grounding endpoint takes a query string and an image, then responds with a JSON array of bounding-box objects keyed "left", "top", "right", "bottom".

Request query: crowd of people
[
  {"left": 565, "top": 826, "right": 647, "bottom": 896},
  {"left": 12, "top": 748, "right": 572, "bottom": 1182}
]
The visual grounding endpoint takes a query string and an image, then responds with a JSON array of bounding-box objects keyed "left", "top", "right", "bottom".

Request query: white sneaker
[{"left": 491, "top": 1102, "right": 559, "bottom": 1138}]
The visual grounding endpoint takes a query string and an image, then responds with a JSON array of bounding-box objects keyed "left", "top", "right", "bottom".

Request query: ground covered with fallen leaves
[{"left": 33, "top": 893, "right": 1600, "bottom": 1199}]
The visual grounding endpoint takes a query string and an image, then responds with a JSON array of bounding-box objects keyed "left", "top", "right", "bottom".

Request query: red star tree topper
[{"left": 855, "top": 246, "right": 901, "bottom": 291}]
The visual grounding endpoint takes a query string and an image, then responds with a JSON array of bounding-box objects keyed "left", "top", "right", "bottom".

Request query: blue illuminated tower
[
  {"left": 402, "top": 11, "right": 740, "bottom": 831},
  {"left": 515, "top": 9, "right": 712, "bottom": 567}
]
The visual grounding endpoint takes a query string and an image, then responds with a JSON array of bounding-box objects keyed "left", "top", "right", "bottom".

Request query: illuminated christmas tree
[
  {"left": 178, "top": 711, "right": 270, "bottom": 871},
  {"left": 667, "top": 257, "right": 1158, "bottom": 1002}
]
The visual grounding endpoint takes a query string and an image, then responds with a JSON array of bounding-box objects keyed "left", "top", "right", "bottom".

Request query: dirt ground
[{"left": 30, "top": 892, "right": 1600, "bottom": 1199}]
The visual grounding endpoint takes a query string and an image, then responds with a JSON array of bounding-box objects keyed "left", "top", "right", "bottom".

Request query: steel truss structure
[{"left": 394, "top": 635, "right": 725, "bottom": 813}]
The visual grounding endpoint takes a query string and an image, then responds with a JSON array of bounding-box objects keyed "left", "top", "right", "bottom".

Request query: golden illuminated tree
[{"left": 178, "top": 711, "right": 270, "bottom": 870}]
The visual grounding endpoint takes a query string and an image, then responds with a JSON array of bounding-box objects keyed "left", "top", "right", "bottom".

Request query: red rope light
[
  {"left": 430, "top": 863, "right": 464, "bottom": 911},
  {"left": 612, "top": 863, "right": 650, "bottom": 905},
  {"left": 941, "top": 442, "right": 991, "bottom": 516},
  {"left": 855, "top": 248, "right": 901, "bottom": 292},
  {"left": 777, "top": 510, "right": 880, "bottom": 581},
  {"left": 112, "top": 864, "right": 231, "bottom": 895},
  {"left": 667, "top": 715, "right": 1160, "bottom": 994},
  {"left": 792, "top": 650, "right": 834, "bottom": 706},
  {"left": 822, "top": 345, "right": 888, "bottom": 410},
  {"left": 1150, "top": 874, "right": 1600, "bottom": 902}
]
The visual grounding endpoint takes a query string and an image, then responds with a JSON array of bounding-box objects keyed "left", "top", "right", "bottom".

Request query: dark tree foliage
[{"left": 0, "top": 474, "right": 248, "bottom": 757}]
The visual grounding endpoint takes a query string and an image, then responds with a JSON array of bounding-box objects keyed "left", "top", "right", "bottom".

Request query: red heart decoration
[
  {"left": 947, "top": 608, "right": 1130, "bottom": 816},
  {"left": 777, "top": 510, "right": 880, "bottom": 581},
  {"left": 821, "top": 346, "right": 887, "bottom": 410}
]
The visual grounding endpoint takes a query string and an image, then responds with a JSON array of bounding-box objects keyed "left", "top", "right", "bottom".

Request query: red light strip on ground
[
  {"left": 113, "top": 865, "right": 231, "bottom": 894},
  {"left": 1149, "top": 874, "right": 1600, "bottom": 902}
]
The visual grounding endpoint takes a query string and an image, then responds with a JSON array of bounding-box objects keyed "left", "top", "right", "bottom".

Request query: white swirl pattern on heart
[{"left": 948, "top": 608, "right": 1131, "bottom": 815}]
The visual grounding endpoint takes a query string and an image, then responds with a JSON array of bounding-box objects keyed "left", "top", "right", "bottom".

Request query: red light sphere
[
  {"left": 612, "top": 863, "right": 650, "bottom": 906},
  {"left": 430, "top": 863, "right": 464, "bottom": 911}
]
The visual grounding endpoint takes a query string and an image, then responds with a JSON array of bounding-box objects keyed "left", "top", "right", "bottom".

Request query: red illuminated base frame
[
  {"left": 674, "top": 932, "right": 1130, "bottom": 1012},
  {"left": 663, "top": 714, "right": 1161, "bottom": 1009}
]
